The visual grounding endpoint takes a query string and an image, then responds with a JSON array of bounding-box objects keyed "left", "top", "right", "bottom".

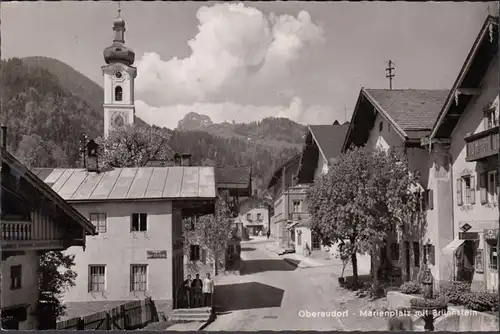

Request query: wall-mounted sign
[
  {"left": 483, "top": 229, "right": 498, "bottom": 241},
  {"left": 460, "top": 223, "right": 472, "bottom": 232},
  {"left": 147, "top": 250, "right": 167, "bottom": 259},
  {"left": 474, "top": 249, "right": 484, "bottom": 274},
  {"left": 459, "top": 232, "right": 479, "bottom": 240}
]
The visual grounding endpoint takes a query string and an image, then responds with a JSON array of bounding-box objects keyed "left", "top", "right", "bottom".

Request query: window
[
  {"left": 131, "top": 213, "right": 147, "bottom": 232},
  {"left": 115, "top": 86, "right": 123, "bottom": 101},
  {"left": 312, "top": 233, "right": 321, "bottom": 250},
  {"left": 484, "top": 107, "right": 498, "bottom": 129},
  {"left": 423, "top": 244, "right": 435, "bottom": 265},
  {"left": 413, "top": 242, "right": 420, "bottom": 267},
  {"left": 379, "top": 121, "right": 384, "bottom": 132},
  {"left": 10, "top": 265, "right": 21, "bottom": 290},
  {"left": 88, "top": 265, "right": 106, "bottom": 292},
  {"left": 390, "top": 243, "right": 400, "bottom": 261},
  {"left": 487, "top": 171, "right": 498, "bottom": 204},
  {"left": 297, "top": 232, "right": 302, "bottom": 246},
  {"left": 292, "top": 200, "right": 301, "bottom": 213},
  {"left": 246, "top": 213, "right": 252, "bottom": 221},
  {"left": 257, "top": 213, "right": 262, "bottom": 221},
  {"left": 489, "top": 245, "right": 497, "bottom": 270},
  {"left": 228, "top": 244, "right": 235, "bottom": 254},
  {"left": 456, "top": 175, "right": 475, "bottom": 206},
  {"left": 424, "top": 189, "right": 434, "bottom": 210},
  {"left": 130, "top": 265, "right": 147, "bottom": 291},
  {"left": 90, "top": 213, "right": 107, "bottom": 233},
  {"left": 190, "top": 245, "right": 200, "bottom": 261}
]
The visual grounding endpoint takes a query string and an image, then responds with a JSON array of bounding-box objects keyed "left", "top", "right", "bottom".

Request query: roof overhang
[
  {"left": 342, "top": 89, "right": 408, "bottom": 152},
  {"left": 430, "top": 16, "right": 499, "bottom": 139},
  {"left": 1, "top": 148, "right": 97, "bottom": 236}
]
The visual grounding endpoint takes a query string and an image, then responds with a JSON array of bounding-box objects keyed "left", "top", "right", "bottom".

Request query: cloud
[
  {"left": 135, "top": 2, "right": 324, "bottom": 110},
  {"left": 135, "top": 98, "right": 342, "bottom": 130}
]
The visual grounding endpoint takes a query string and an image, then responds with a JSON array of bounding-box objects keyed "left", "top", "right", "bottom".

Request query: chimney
[
  {"left": 181, "top": 153, "right": 192, "bottom": 166},
  {"left": 1, "top": 125, "right": 6, "bottom": 149}
]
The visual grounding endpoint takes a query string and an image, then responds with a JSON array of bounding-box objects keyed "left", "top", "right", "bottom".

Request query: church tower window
[{"left": 115, "top": 86, "right": 123, "bottom": 101}]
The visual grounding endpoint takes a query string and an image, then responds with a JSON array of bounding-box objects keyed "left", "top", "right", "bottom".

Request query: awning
[
  {"left": 287, "top": 222, "right": 300, "bottom": 230},
  {"left": 442, "top": 238, "right": 465, "bottom": 254}
]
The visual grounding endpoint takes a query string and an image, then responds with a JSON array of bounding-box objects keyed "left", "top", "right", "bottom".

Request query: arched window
[
  {"left": 379, "top": 121, "right": 383, "bottom": 132},
  {"left": 115, "top": 86, "right": 123, "bottom": 102}
]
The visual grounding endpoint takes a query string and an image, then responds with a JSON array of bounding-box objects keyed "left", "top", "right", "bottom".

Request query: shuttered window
[
  {"left": 469, "top": 175, "right": 476, "bottom": 204},
  {"left": 90, "top": 213, "right": 107, "bottom": 233},
  {"left": 456, "top": 178, "right": 463, "bottom": 206}
]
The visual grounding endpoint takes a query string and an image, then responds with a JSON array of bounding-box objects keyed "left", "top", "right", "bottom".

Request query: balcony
[
  {"left": 465, "top": 126, "right": 499, "bottom": 162},
  {"left": 1, "top": 218, "right": 32, "bottom": 241},
  {"left": 288, "top": 212, "right": 310, "bottom": 221}
]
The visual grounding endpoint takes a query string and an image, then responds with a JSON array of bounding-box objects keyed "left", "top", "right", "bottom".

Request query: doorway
[{"left": 460, "top": 240, "right": 476, "bottom": 282}]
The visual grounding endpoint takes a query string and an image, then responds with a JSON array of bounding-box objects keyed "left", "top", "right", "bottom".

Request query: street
[{"left": 205, "top": 239, "right": 388, "bottom": 331}]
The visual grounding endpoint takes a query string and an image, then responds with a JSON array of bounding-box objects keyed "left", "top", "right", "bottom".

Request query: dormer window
[
  {"left": 115, "top": 86, "right": 123, "bottom": 101},
  {"left": 379, "top": 121, "right": 383, "bottom": 132}
]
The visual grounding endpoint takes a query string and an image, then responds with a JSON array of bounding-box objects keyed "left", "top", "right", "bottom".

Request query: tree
[
  {"left": 306, "top": 145, "right": 418, "bottom": 286},
  {"left": 35, "top": 251, "right": 77, "bottom": 329},
  {"left": 97, "top": 125, "right": 173, "bottom": 168},
  {"left": 190, "top": 199, "right": 233, "bottom": 275},
  {"left": 15, "top": 134, "right": 69, "bottom": 168}
]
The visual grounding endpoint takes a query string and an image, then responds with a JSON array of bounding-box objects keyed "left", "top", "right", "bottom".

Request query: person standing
[
  {"left": 267, "top": 229, "right": 271, "bottom": 239},
  {"left": 183, "top": 275, "right": 193, "bottom": 308},
  {"left": 203, "top": 273, "right": 215, "bottom": 307},
  {"left": 191, "top": 273, "right": 203, "bottom": 308}
]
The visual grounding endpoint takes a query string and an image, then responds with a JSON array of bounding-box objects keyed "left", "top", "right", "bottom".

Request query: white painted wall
[
  {"left": 314, "top": 153, "right": 328, "bottom": 180},
  {"left": 1, "top": 251, "right": 40, "bottom": 329},
  {"left": 62, "top": 200, "right": 174, "bottom": 305},
  {"left": 449, "top": 58, "right": 499, "bottom": 291}
]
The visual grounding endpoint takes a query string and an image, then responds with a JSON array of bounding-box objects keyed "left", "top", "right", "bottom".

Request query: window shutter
[
  {"left": 470, "top": 175, "right": 476, "bottom": 204},
  {"left": 428, "top": 189, "right": 434, "bottom": 210},
  {"left": 201, "top": 248, "right": 207, "bottom": 264},
  {"left": 456, "top": 178, "right": 463, "bottom": 206},
  {"left": 429, "top": 245, "right": 435, "bottom": 265},
  {"left": 479, "top": 173, "right": 487, "bottom": 204}
]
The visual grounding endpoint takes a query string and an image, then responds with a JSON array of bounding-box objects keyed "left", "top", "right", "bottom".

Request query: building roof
[
  {"left": 32, "top": 166, "right": 216, "bottom": 202},
  {"left": 215, "top": 166, "right": 251, "bottom": 185},
  {"left": 1, "top": 148, "right": 96, "bottom": 235},
  {"left": 364, "top": 89, "right": 449, "bottom": 132},
  {"left": 308, "top": 122, "right": 350, "bottom": 163},
  {"left": 430, "top": 15, "right": 498, "bottom": 139},
  {"left": 343, "top": 88, "right": 449, "bottom": 150},
  {"left": 267, "top": 153, "right": 301, "bottom": 190}
]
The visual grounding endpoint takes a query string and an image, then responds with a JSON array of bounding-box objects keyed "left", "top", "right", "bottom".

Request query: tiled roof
[
  {"left": 32, "top": 167, "right": 216, "bottom": 201},
  {"left": 364, "top": 89, "right": 449, "bottom": 131},
  {"left": 308, "top": 122, "right": 350, "bottom": 163},
  {"left": 215, "top": 166, "right": 251, "bottom": 185}
]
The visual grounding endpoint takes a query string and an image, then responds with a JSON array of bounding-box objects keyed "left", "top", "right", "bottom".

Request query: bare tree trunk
[
  {"left": 351, "top": 252, "right": 359, "bottom": 287},
  {"left": 213, "top": 251, "right": 219, "bottom": 276}
]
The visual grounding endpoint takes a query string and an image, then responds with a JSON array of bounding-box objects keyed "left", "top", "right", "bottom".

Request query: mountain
[
  {"left": 177, "top": 112, "right": 306, "bottom": 150},
  {"left": 0, "top": 57, "right": 302, "bottom": 189}
]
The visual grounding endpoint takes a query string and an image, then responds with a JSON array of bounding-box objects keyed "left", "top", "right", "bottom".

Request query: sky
[{"left": 1, "top": 1, "right": 496, "bottom": 129}]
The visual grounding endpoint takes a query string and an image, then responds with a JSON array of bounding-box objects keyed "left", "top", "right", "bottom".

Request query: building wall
[
  {"left": 1, "top": 251, "right": 39, "bottom": 330},
  {"left": 62, "top": 200, "right": 174, "bottom": 311},
  {"left": 448, "top": 58, "right": 499, "bottom": 291},
  {"left": 313, "top": 153, "right": 328, "bottom": 181},
  {"left": 238, "top": 199, "right": 268, "bottom": 235}
]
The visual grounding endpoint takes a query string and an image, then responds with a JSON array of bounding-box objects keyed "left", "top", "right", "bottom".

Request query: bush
[
  {"left": 438, "top": 281, "right": 471, "bottom": 305},
  {"left": 463, "top": 290, "right": 498, "bottom": 313},
  {"left": 410, "top": 296, "right": 448, "bottom": 309},
  {"left": 400, "top": 281, "right": 422, "bottom": 294}
]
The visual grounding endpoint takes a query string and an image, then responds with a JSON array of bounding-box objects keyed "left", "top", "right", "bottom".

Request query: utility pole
[{"left": 386, "top": 60, "right": 395, "bottom": 90}]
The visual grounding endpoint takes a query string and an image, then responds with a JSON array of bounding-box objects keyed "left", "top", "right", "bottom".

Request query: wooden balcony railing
[
  {"left": 465, "top": 126, "right": 499, "bottom": 162},
  {"left": 1, "top": 221, "right": 32, "bottom": 241},
  {"left": 289, "top": 212, "right": 310, "bottom": 221}
]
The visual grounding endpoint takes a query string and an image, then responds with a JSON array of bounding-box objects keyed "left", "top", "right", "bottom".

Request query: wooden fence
[{"left": 56, "top": 298, "right": 158, "bottom": 330}]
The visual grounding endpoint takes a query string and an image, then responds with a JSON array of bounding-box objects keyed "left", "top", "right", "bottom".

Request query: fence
[{"left": 56, "top": 298, "right": 158, "bottom": 330}]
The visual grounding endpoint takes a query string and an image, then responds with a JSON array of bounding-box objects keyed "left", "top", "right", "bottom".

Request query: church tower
[{"left": 102, "top": 6, "right": 136, "bottom": 139}]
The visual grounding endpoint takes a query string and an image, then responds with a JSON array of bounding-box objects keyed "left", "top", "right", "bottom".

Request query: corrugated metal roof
[{"left": 32, "top": 167, "right": 216, "bottom": 201}]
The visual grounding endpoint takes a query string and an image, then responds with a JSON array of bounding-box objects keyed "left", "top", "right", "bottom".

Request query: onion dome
[{"left": 103, "top": 9, "right": 135, "bottom": 66}]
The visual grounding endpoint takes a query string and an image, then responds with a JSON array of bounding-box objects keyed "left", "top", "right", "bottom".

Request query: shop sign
[
  {"left": 458, "top": 232, "right": 479, "bottom": 240},
  {"left": 146, "top": 250, "right": 167, "bottom": 259},
  {"left": 483, "top": 229, "right": 498, "bottom": 241}
]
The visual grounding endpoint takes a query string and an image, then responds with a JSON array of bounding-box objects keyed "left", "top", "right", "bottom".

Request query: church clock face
[{"left": 113, "top": 70, "right": 124, "bottom": 81}]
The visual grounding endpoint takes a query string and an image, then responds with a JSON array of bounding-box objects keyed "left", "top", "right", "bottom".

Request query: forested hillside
[{"left": 0, "top": 57, "right": 302, "bottom": 189}]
